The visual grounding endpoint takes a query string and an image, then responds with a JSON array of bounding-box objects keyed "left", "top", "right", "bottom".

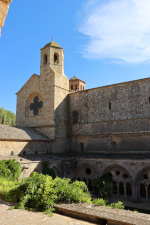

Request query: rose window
[{"left": 30, "top": 96, "right": 43, "bottom": 115}]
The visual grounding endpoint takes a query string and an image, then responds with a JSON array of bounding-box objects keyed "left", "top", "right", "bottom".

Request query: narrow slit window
[{"left": 109, "top": 102, "right": 111, "bottom": 109}]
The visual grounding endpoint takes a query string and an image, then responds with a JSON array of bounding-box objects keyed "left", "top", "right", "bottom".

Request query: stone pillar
[
  {"left": 117, "top": 183, "right": 119, "bottom": 195},
  {"left": 137, "top": 186, "right": 140, "bottom": 202},
  {"left": 145, "top": 186, "right": 148, "bottom": 202},
  {"left": 123, "top": 184, "right": 126, "bottom": 198}
]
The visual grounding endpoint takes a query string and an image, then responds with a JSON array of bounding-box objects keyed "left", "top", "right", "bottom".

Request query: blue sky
[{"left": 0, "top": 0, "right": 150, "bottom": 114}]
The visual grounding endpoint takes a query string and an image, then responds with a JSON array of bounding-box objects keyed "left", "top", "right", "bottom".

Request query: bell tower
[{"left": 40, "top": 39, "right": 64, "bottom": 76}]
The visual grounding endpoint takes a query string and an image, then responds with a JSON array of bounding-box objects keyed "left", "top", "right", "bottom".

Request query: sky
[{"left": 0, "top": 0, "right": 150, "bottom": 114}]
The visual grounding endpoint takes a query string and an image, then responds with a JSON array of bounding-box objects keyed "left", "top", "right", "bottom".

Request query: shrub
[
  {"left": 92, "top": 198, "right": 107, "bottom": 206},
  {"left": 109, "top": 201, "right": 124, "bottom": 209},
  {"left": 0, "top": 159, "right": 22, "bottom": 180},
  {"left": 92, "top": 198, "right": 124, "bottom": 209},
  {"left": 42, "top": 161, "right": 56, "bottom": 179},
  {"left": 10, "top": 172, "right": 91, "bottom": 215},
  {"left": 0, "top": 177, "right": 20, "bottom": 202}
]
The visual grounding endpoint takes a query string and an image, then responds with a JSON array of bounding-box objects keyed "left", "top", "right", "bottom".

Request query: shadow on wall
[
  {"left": 7, "top": 140, "right": 53, "bottom": 161},
  {"left": 53, "top": 94, "right": 70, "bottom": 153}
]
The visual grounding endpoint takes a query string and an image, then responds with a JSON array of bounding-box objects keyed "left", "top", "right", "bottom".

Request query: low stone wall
[{"left": 55, "top": 203, "right": 150, "bottom": 225}]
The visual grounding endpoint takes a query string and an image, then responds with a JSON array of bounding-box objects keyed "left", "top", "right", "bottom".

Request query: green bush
[
  {"left": 0, "top": 159, "right": 22, "bottom": 180},
  {"left": 92, "top": 198, "right": 107, "bottom": 206},
  {"left": 9, "top": 172, "right": 91, "bottom": 215},
  {"left": 92, "top": 198, "right": 124, "bottom": 209},
  {"left": 109, "top": 201, "right": 124, "bottom": 209},
  {"left": 0, "top": 177, "right": 20, "bottom": 202},
  {"left": 42, "top": 161, "right": 56, "bottom": 179}
]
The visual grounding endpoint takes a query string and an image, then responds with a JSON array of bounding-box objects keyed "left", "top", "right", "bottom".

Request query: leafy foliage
[
  {"left": 92, "top": 198, "right": 124, "bottom": 209},
  {"left": 93, "top": 173, "right": 112, "bottom": 199},
  {"left": 0, "top": 160, "right": 125, "bottom": 216},
  {"left": 92, "top": 198, "right": 107, "bottom": 206},
  {"left": 109, "top": 201, "right": 124, "bottom": 209},
  {"left": 42, "top": 161, "right": 56, "bottom": 179},
  {"left": 0, "top": 159, "right": 22, "bottom": 180},
  {"left": 0, "top": 107, "right": 16, "bottom": 126},
  {"left": 5, "top": 172, "right": 91, "bottom": 215}
]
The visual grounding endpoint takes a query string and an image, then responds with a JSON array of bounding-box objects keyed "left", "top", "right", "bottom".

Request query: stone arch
[
  {"left": 133, "top": 165, "right": 150, "bottom": 187},
  {"left": 50, "top": 163, "right": 60, "bottom": 177},
  {"left": 66, "top": 166, "right": 76, "bottom": 181},
  {"left": 76, "top": 163, "right": 98, "bottom": 180},
  {"left": 25, "top": 92, "right": 44, "bottom": 117},
  {"left": 101, "top": 164, "right": 133, "bottom": 198},
  {"left": 76, "top": 163, "right": 98, "bottom": 192},
  {"left": 101, "top": 164, "right": 132, "bottom": 182}
]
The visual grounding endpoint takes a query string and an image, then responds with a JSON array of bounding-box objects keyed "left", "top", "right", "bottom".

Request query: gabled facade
[{"left": 16, "top": 40, "right": 69, "bottom": 153}]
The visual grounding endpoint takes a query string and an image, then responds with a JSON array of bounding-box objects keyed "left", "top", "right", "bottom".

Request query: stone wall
[
  {"left": 0, "top": 0, "right": 11, "bottom": 35},
  {"left": 69, "top": 78, "right": 150, "bottom": 153},
  {"left": 0, "top": 140, "right": 52, "bottom": 156}
]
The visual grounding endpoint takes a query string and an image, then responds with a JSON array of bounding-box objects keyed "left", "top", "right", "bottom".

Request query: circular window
[
  {"left": 124, "top": 174, "right": 128, "bottom": 179},
  {"left": 116, "top": 171, "right": 120, "bottom": 176},
  {"left": 86, "top": 168, "right": 91, "bottom": 175},
  {"left": 144, "top": 174, "right": 148, "bottom": 179}
]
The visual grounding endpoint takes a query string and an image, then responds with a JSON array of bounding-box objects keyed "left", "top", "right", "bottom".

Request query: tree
[
  {"left": 0, "top": 107, "right": 16, "bottom": 126},
  {"left": 93, "top": 173, "right": 112, "bottom": 201}
]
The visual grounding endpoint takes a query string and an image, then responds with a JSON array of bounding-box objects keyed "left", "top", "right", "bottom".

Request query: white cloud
[{"left": 79, "top": 0, "right": 150, "bottom": 63}]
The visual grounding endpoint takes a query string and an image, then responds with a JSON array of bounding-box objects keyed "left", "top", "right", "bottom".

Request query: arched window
[
  {"left": 80, "top": 142, "right": 84, "bottom": 152},
  {"left": 140, "top": 184, "right": 146, "bottom": 198},
  {"left": 43, "top": 54, "right": 47, "bottom": 64},
  {"left": 23, "top": 151, "right": 26, "bottom": 156},
  {"left": 88, "top": 179, "right": 93, "bottom": 192},
  {"left": 11, "top": 151, "right": 14, "bottom": 156},
  {"left": 126, "top": 183, "right": 132, "bottom": 196},
  {"left": 35, "top": 150, "right": 38, "bottom": 155},
  {"left": 113, "top": 181, "right": 117, "bottom": 194},
  {"left": 119, "top": 182, "right": 124, "bottom": 195},
  {"left": 54, "top": 53, "right": 59, "bottom": 64},
  {"left": 72, "top": 110, "right": 78, "bottom": 123},
  {"left": 75, "top": 85, "right": 78, "bottom": 91},
  {"left": 110, "top": 141, "right": 118, "bottom": 151}
]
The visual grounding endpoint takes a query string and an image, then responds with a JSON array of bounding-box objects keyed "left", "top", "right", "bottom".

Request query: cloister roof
[{"left": 0, "top": 124, "right": 50, "bottom": 141}]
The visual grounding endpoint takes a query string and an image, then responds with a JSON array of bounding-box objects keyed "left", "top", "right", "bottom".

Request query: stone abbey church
[{"left": 1, "top": 39, "right": 150, "bottom": 203}]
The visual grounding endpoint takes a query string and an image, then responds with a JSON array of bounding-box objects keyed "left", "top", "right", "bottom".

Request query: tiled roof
[
  {"left": 69, "top": 75, "right": 86, "bottom": 83},
  {"left": 0, "top": 125, "right": 50, "bottom": 141},
  {"left": 41, "top": 40, "right": 62, "bottom": 49}
]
